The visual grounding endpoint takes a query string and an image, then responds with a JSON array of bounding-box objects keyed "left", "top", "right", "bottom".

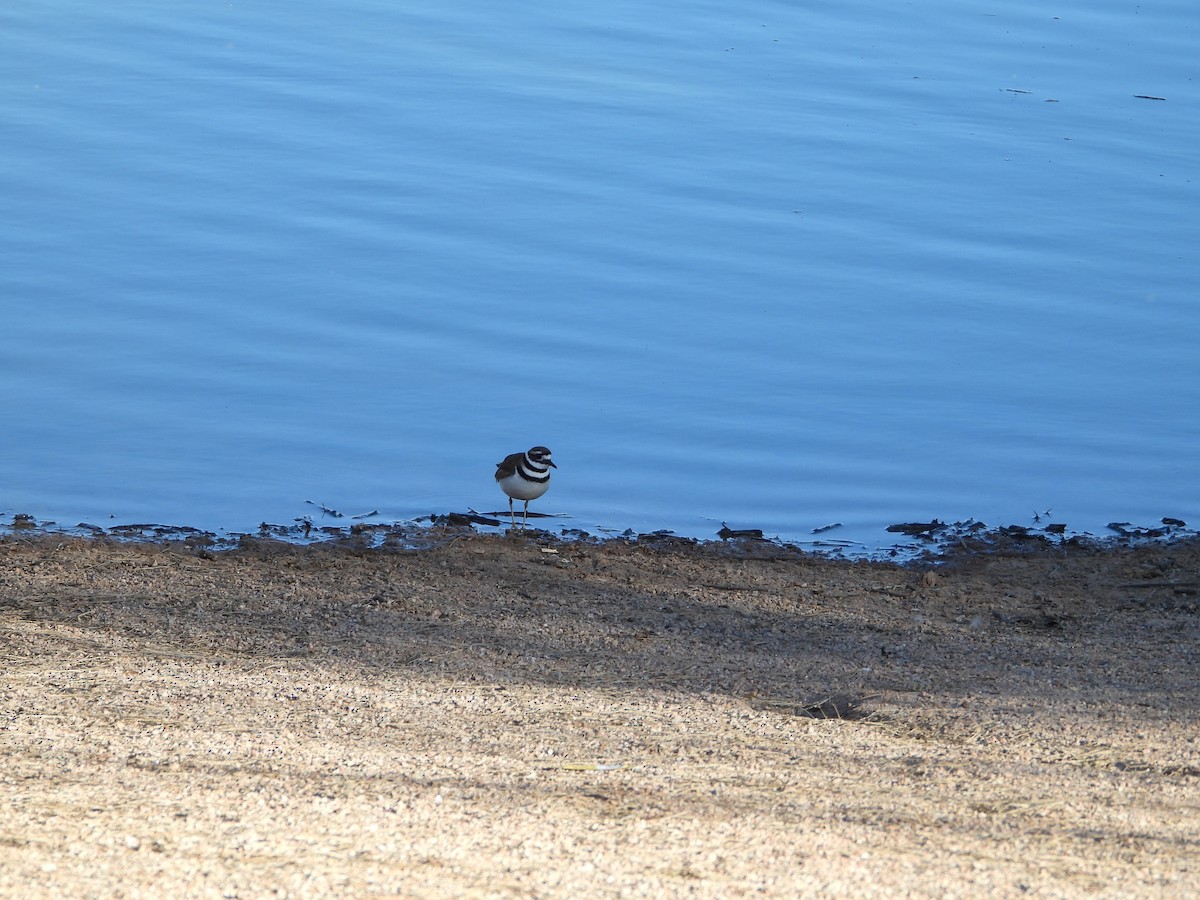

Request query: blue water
[{"left": 2, "top": 1, "right": 1198, "bottom": 549}]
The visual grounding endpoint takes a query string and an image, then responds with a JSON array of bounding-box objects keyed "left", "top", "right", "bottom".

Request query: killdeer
[{"left": 495, "top": 445, "right": 555, "bottom": 530}]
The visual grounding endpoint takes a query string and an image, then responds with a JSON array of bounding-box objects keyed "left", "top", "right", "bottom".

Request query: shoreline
[
  {"left": 3, "top": 508, "right": 1195, "bottom": 564},
  {"left": 3, "top": 530, "right": 1198, "bottom": 896}
]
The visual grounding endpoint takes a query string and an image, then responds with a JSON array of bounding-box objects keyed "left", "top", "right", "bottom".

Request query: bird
[{"left": 494, "top": 445, "right": 555, "bottom": 530}]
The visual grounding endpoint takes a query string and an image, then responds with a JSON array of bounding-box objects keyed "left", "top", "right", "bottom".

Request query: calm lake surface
[{"left": 3, "top": 1, "right": 1198, "bottom": 550}]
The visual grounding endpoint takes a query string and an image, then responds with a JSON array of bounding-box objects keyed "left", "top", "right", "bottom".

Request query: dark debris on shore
[{"left": 0, "top": 508, "right": 1194, "bottom": 567}]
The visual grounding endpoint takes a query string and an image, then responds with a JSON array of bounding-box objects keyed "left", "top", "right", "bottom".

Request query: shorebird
[{"left": 495, "top": 446, "right": 555, "bottom": 530}]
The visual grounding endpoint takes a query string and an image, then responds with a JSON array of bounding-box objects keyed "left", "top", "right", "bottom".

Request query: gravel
[{"left": 2, "top": 531, "right": 1198, "bottom": 897}]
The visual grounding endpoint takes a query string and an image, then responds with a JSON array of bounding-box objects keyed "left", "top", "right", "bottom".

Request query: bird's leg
[
  {"left": 509, "top": 497, "right": 516, "bottom": 530},
  {"left": 522, "top": 500, "right": 530, "bottom": 530}
]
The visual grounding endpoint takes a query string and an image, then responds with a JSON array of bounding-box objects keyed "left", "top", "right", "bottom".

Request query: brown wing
[{"left": 495, "top": 451, "right": 524, "bottom": 481}]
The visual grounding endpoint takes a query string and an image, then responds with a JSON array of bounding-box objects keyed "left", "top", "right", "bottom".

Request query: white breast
[{"left": 497, "top": 470, "right": 551, "bottom": 501}]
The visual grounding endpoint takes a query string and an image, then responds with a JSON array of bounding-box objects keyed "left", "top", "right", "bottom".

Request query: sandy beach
[{"left": 2, "top": 529, "right": 1198, "bottom": 897}]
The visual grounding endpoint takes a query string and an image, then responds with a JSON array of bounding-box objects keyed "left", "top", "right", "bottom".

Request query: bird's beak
[{"left": 548, "top": 460, "right": 557, "bottom": 468}]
